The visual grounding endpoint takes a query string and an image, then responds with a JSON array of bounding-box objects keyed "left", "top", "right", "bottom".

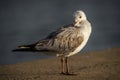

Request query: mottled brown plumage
[
  {"left": 35, "top": 25, "right": 84, "bottom": 57},
  {"left": 12, "top": 10, "right": 92, "bottom": 75}
]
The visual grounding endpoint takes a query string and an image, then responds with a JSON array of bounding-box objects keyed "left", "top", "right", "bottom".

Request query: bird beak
[
  {"left": 73, "top": 20, "right": 77, "bottom": 26},
  {"left": 73, "top": 20, "right": 79, "bottom": 26}
]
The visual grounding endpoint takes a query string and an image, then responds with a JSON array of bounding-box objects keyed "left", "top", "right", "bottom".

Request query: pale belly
[{"left": 66, "top": 30, "right": 91, "bottom": 57}]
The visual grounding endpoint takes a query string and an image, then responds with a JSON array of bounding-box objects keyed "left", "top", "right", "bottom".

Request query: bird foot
[{"left": 60, "top": 72, "right": 77, "bottom": 76}]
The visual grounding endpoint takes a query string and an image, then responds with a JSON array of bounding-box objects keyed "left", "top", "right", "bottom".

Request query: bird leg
[
  {"left": 61, "top": 57, "right": 65, "bottom": 74},
  {"left": 65, "top": 57, "right": 69, "bottom": 74},
  {"left": 60, "top": 57, "right": 70, "bottom": 74},
  {"left": 64, "top": 57, "right": 77, "bottom": 75},
  {"left": 60, "top": 57, "right": 77, "bottom": 75}
]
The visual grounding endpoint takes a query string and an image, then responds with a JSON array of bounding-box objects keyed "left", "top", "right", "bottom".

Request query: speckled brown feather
[{"left": 35, "top": 25, "right": 84, "bottom": 56}]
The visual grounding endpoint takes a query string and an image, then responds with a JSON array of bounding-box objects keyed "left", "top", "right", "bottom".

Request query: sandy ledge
[{"left": 0, "top": 48, "right": 120, "bottom": 80}]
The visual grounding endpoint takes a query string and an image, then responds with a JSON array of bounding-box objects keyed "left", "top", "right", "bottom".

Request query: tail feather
[
  {"left": 18, "top": 45, "right": 31, "bottom": 49},
  {"left": 12, "top": 44, "right": 36, "bottom": 52},
  {"left": 12, "top": 48, "right": 33, "bottom": 52}
]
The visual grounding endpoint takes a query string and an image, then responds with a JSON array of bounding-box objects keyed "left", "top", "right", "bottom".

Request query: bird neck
[{"left": 73, "top": 20, "right": 89, "bottom": 27}]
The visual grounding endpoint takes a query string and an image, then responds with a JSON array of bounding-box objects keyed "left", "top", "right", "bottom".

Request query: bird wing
[
  {"left": 46, "top": 24, "right": 74, "bottom": 39},
  {"left": 35, "top": 25, "right": 84, "bottom": 53}
]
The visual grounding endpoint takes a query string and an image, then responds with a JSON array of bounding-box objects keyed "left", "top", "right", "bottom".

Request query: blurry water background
[{"left": 0, "top": 0, "right": 120, "bottom": 64}]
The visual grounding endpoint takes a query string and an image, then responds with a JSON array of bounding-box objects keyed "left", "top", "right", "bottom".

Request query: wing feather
[{"left": 35, "top": 26, "right": 84, "bottom": 54}]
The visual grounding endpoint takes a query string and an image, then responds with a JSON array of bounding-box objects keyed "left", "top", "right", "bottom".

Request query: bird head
[{"left": 73, "top": 10, "right": 87, "bottom": 26}]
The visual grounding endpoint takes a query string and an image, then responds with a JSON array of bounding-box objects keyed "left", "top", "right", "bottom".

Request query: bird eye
[{"left": 79, "top": 16, "right": 82, "bottom": 18}]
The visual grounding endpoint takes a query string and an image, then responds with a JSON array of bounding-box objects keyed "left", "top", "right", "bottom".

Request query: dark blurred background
[{"left": 0, "top": 0, "right": 120, "bottom": 64}]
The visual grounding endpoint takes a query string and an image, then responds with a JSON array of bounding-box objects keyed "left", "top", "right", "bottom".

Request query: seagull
[{"left": 13, "top": 10, "right": 92, "bottom": 75}]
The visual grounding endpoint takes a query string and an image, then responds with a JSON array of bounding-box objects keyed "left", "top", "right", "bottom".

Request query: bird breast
[{"left": 66, "top": 21, "right": 92, "bottom": 57}]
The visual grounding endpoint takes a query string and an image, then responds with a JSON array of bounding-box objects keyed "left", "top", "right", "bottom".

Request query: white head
[{"left": 73, "top": 10, "right": 87, "bottom": 23}]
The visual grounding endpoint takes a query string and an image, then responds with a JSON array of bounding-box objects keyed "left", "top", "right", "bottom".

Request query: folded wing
[{"left": 35, "top": 26, "right": 84, "bottom": 54}]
